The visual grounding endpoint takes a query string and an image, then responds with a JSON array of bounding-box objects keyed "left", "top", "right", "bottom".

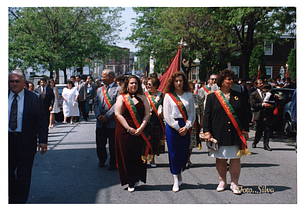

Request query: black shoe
[
  {"left": 252, "top": 143, "right": 257, "bottom": 148},
  {"left": 98, "top": 162, "right": 105, "bottom": 168},
  {"left": 264, "top": 146, "right": 272, "bottom": 151},
  {"left": 108, "top": 165, "right": 116, "bottom": 170}
]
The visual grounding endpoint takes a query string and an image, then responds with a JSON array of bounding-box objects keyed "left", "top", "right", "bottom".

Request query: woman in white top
[
  {"left": 163, "top": 71, "right": 195, "bottom": 192},
  {"left": 62, "top": 80, "right": 79, "bottom": 124},
  {"left": 48, "top": 79, "right": 60, "bottom": 128}
]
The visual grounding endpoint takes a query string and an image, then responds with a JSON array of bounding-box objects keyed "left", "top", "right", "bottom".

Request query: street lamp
[{"left": 194, "top": 53, "right": 202, "bottom": 81}]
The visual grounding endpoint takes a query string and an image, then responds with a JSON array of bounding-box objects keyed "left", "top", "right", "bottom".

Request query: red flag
[
  {"left": 286, "top": 67, "right": 289, "bottom": 78},
  {"left": 158, "top": 46, "right": 181, "bottom": 92},
  {"left": 257, "top": 66, "right": 261, "bottom": 79}
]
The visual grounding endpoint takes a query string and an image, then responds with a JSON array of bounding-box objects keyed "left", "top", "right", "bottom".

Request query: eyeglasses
[
  {"left": 211, "top": 78, "right": 216, "bottom": 80},
  {"left": 9, "top": 80, "right": 21, "bottom": 83},
  {"left": 147, "top": 83, "right": 152, "bottom": 86}
]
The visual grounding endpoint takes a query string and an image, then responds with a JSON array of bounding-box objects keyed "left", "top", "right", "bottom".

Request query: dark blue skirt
[{"left": 165, "top": 118, "right": 190, "bottom": 174}]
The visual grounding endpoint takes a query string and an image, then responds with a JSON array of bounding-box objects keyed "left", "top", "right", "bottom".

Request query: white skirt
[{"left": 208, "top": 145, "right": 240, "bottom": 159}]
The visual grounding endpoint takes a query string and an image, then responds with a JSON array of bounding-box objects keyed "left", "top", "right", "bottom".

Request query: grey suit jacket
[
  {"left": 75, "top": 81, "right": 87, "bottom": 101},
  {"left": 250, "top": 89, "right": 263, "bottom": 121},
  {"left": 94, "top": 82, "right": 121, "bottom": 128}
]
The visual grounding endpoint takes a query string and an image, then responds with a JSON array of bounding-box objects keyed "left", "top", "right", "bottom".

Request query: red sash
[
  {"left": 202, "top": 85, "right": 211, "bottom": 94},
  {"left": 167, "top": 92, "right": 191, "bottom": 135},
  {"left": 144, "top": 91, "right": 165, "bottom": 140},
  {"left": 122, "top": 94, "right": 153, "bottom": 163},
  {"left": 214, "top": 90, "right": 251, "bottom": 156},
  {"left": 102, "top": 85, "right": 113, "bottom": 109}
]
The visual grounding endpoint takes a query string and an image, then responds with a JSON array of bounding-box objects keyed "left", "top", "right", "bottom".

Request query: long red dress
[{"left": 115, "top": 95, "right": 147, "bottom": 187}]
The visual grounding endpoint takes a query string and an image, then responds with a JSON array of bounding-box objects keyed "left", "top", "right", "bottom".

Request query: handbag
[
  {"left": 206, "top": 137, "right": 219, "bottom": 151},
  {"left": 72, "top": 101, "right": 78, "bottom": 107},
  {"left": 88, "top": 98, "right": 93, "bottom": 104}
]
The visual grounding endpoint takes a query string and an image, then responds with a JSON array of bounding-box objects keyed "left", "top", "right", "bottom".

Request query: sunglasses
[{"left": 9, "top": 80, "right": 21, "bottom": 83}]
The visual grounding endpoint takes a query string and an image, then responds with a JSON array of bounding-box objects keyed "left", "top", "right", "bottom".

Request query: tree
[
  {"left": 249, "top": 46, "right": 266, "bottom": 79},
  {"left": 286, "top": 49, "right": 296, "bottom": 79},
  {"left": 210, "top": 7, "right": 296, "bottom": 79},
  {"left": 128, "top": 7, "right": 296, "bottom": 79},
  {"left": 128, "top": 7, "right": 238, "bottom": 79},
  {"left": 9, "top": 7, "right": 124, "bottom": 82}
]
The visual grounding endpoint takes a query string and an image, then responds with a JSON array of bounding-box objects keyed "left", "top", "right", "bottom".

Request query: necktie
[
  {"left": 9, "top": 94, "right": 18, "bottom": 131},
  {"left": 260, "top": 90, "right": 264, "bottom": 99},
  {"left": 106, "top": 85, "right": 110, "bottom": 92},
  {"left": 42, "top": 87, "right": 45, "bottom": 98}
]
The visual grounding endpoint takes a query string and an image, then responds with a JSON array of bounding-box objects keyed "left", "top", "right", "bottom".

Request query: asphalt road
[{"left": 27, "top": 113, "right": 297, "bottom": 204}]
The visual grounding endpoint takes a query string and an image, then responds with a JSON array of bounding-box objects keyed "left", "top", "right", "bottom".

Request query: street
[{"left": 27, "top": 113, "right": 297, "bottom": 204}]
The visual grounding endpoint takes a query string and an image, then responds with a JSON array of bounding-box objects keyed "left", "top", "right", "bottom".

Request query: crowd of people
[{"left": 8, "top": 68, "right": 296, "bottom": 203}]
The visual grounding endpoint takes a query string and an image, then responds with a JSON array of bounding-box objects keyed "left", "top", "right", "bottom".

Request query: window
[
  {"left": 264, "top": 41, "right": 273, "bottom": 55},
  {"left": 265, "top": 66, "right": 273, "bottom": 79},
  {"left": 231, "top": 66, "right": 240, "bottom": 78}
]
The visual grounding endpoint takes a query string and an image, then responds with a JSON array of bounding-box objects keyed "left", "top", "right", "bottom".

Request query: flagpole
[{"left": 178, "top": 38, "right": 187, "bottom": 71}]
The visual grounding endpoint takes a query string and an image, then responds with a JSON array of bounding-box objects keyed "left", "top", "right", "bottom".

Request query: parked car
[
  {"left": 55, "top": 84, "right": 67, "bottom": 122},
  {"left": 282, "top": 101, "right": 297, "bottom": 136},
  {"left": 272, "top": 88, "right": 295, "bottom": 131}
]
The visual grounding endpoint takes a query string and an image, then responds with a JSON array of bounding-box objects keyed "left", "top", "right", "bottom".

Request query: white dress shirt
[
  {"left": 8, "top": 89, "right": 25, "bottom": 132},
  {"left": 163, "top": 92, "right": 195, "bottom": 131}
]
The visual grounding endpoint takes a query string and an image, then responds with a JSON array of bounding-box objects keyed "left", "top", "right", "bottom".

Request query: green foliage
[
  {"left": 128, "top": 7, "right": 296, "bottom": 79},
  {"left": 9, "top": 7, "right": 124, "bottom": 79},
  {"left": 249, "top": 46, "right": 266, "bottom": 79},
  {"left": 286, "top": 49, "right": 296, "bottom": 78}
]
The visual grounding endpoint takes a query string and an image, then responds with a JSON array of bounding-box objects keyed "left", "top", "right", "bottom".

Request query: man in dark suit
[
  {"left": 250, "top": 79, "right": 273, "bottom": 151},
  {"left": 9, "top": 70, "right": 48, "bottom": 203},
  {"left": 35, "top": 77, "right": 54, "bottom": 126},
  {"left": 240, "top": 79, "right": 252, "bottom": 123},
  {"left": 94, "top": 69, "right": 121, "bottom": 170},
  {"left": 75, "top": 75, "right": 88, "bottom": 121}
]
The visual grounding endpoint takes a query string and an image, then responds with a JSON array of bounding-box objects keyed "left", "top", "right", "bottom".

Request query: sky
[{"left": 116, "top": 7, "right": 138, "bottom": 52}]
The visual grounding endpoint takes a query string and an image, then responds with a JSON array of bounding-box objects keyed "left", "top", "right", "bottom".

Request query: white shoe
[
  {"left": 172, "top": 174, "right": 180, "bottom": 192},
  {"left": 172, "top": 184, "right": 179, "bottom": 192},
  {"left": 128, "top": 186, "right": 135, "bottom": 192},
  {"left": 230, "top": 185, "right": 241, "bottom": 195},
  {"left": 150, "top": 163, "right": 157, "bottom": 168},
  {"left": 217, "top": 184, "right": 227, "bottom": 192}
]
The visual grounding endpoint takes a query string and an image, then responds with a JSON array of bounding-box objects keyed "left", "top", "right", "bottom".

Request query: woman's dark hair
[
  {"left": 147, "top": 76, "right": 160, "bottom": 89},
  {"left": 119, "top": 75, "right": 143, "bottom": 95},
  {"left": 48, "top": 79, "right": 56, "bottom": 87},
  {"left": 216, "top": 68, "right": 235, "bottom": 87},
  {"left": 164, "top": 71, "right": 190, "bottom": 94},
  {"left": 262, "top": 83, "right": 271, "bottom": 90},
  {"left": 67, "top": 80, "right": 74, "bottom": 88}
]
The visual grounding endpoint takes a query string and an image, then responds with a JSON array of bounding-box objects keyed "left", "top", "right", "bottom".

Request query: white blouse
[{"left": 163, "top": 92, "right": 195, "bottom": 131}]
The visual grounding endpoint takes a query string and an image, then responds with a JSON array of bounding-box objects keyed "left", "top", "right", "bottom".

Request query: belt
[{"left": 9, "top": 132, "right": 22, "bottom": 136}]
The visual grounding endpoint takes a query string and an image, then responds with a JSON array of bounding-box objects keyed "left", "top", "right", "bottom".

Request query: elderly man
[
  {"left": 9, "top": 70, "right": 48, "bottom": 203},
  {"left": 94, "top": 69, "right": 121, "bottom": 170},
  {"left": 198, "top": 74, "right": 218, "bottom": 108}
]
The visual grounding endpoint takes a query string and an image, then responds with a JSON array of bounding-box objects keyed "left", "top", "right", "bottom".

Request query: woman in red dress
[{"left": 114, "top": 75, "right": 150, "bottom": 192}]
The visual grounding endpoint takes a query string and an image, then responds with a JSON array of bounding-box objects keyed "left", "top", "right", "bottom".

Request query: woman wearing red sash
[
  {"left": 163, "top": 71, "right": 195, "bottom": 192},
  {"left": 114, "top": 75, "right": 151, "bottom": 192},
  {"left": 203, "top": 69, "right": 249, "bottom": 194},
  {"left": 145, "top": 76, "right": 165, "bottom": 167}
]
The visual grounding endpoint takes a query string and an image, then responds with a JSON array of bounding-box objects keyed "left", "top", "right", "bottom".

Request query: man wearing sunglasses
[{"left": 198, "top": 74, "right": 218, "bottom": 109}]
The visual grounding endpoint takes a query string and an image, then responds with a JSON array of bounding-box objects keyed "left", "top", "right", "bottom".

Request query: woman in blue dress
[{"left": 163, "top": 71, "right": 195, "bottom": 192}]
